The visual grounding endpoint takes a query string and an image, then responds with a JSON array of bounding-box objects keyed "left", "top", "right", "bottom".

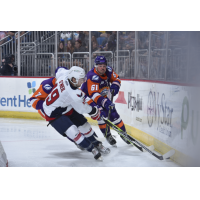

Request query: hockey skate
[
  {"left": 95, "top": 142, "right": 110, "bottom": 154},
  {"left": 106, "top": 134, "right": 117, "bottom": 147},
  {"left": 120, "top": 135, "right": 131, "bottom": 144},
  {"left": 92, "top": 147, "right": 102, "bottom": 161}
]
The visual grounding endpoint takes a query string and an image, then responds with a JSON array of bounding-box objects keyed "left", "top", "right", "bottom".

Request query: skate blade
[{"left": 112, "top": 144, "right": 117, "bottom": 148}]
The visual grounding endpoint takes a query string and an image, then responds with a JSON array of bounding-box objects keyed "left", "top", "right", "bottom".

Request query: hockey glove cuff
[
  {"left": 103, "top": 99, "right": 115, "bottom": 112},
  {"left": 110, "top": 84, "right": 120, "bottom": 96},
  {"left": 90, "top": 106, "right": 101, "bottom": 121}
]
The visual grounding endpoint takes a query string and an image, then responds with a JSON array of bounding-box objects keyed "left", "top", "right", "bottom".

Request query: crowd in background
[
  {"left": 0, "top": 31, "right": 199, "bottom": 84},
  {"left": 0, "top": 31, "right": 27, "bottom": 45},
  {"left": 57, "top": 31, "right": 117, "bottom": 56}
]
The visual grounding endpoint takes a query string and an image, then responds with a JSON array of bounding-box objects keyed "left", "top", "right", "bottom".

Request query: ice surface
[{"left": 0, "top": 118, "right": 180, "bottom": 167}]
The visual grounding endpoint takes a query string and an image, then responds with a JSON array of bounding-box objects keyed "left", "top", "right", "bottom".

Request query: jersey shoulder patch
[
  {"left": 92, "top": 75, "right": 99, "bottom": 81},
  {"left": 43, "top": 84, "right": 52, "bottom": 91},
  {"left": 87, "top": 70, "right": 100, "bottom": 83}
]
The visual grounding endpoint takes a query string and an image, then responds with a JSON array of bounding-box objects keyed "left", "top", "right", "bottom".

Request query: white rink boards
[{"left": 1, "top": 77, "right": 199, "bottom": 166}]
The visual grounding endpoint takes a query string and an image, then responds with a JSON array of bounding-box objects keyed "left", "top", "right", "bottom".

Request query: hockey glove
[
  {"left": 110, "top": 84, "right": 120, "bottom": 96},
  {"left": 90, "top": 106, "right": 101, "bottom": 121},
  {"left": 104, "top": 99, "right": 115, "bottom": 112}
]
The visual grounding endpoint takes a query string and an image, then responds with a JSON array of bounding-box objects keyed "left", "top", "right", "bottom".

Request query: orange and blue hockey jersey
[
  {"left": 81, "top": 66, "right": 126, "bottom": 137},
  {"left": 30, "top": 77, "right": 56, "bottom": 119},
  {"left": 81, "top": 66, "right": 121, "bottom": 107}
]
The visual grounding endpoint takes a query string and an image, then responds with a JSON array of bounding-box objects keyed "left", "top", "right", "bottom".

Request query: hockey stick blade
[
  {"left": 102, "top": 117, "right": 143, "bottom": 152},
  {"left": 103, "top": 117, "right": 175, "bottom": 160},
  {"left": 148, "top": 145, "right": 155, "bottom": 151},
  {"left": 162, "top": 149, "right": 175, "bottom": 159}
]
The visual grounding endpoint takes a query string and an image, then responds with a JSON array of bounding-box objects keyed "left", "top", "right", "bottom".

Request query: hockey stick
[
  {"left": 105, "top": 90, "right": 115, "bottom": 138},
  {"left": 104, "top": 116, "right": 144, "bottom": 152},
  {"left": 103, "top": 117, "right": 175, "bottom": 160}
]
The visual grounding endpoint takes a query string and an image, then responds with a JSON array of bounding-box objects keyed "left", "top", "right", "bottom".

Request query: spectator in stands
[
  {"left": 50, "top": 41, "right": 66, "bottom": 75},
  {"left": 0, "top": 31, "right": 6, "bottom": 45},
  {"left": 77, "top": 31, "right": 84, "bottom": 42},
  {"left": 73, "top": 39, "right": 86, "bottom": 67},
  {"left": 5, "top": 31, "right": 26, "bottom": 47},
  {"left": 92, "top": 41, "right": 99, "bottom": 53},
  {"left": 101, "top": 31, "right": 111, "bottom": 48},
  {"left": 119, "top": 31, "right": 132, "bottom": 49},
  {"left": 92, "top": 41, "right": 102, "bottom": 58},
  {"left": 58, "top": 41, "right": 65, "bottom": 58},
  {"left": 5, "top": 31, "right": 17, "bottom": 37},
  {"left": 74, "top": 39, "right": 86, "bottom": 56},
  {"left": 58, "top": 41, "right": 65, "bottom": 53},
  {"left": 102, "top": 32, "right": 116, "bottom": 52},
  {"left": 64, "top": 40, "right": 75, "bottom": 68},
  {"left": 122, "top": 32, "right": 135, "bottom": 49},
  {"left": 57, "top": 41, "right": 68, "bottom": 67},
  {"left": 82, "top": 31, "right": 89, "bottom": 51},
  {"left": 111, "top": 31, "right": 117, "bottom": 41},
  {"left": 92, "top": 35, "right": 98, "bottom": 44},
  {"left": 0, "top": 55, "right": 17, "bottom": 76},
  {"left": 66, "top": 40, "right": 74, "bottom": 54},
  {"left": 102, "top": 31, "right": 116, "bottom": 52}
]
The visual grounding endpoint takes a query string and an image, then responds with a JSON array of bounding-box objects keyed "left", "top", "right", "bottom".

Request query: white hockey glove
[{"left": 90, "top": 106, "right": 101, "bottom": 121}]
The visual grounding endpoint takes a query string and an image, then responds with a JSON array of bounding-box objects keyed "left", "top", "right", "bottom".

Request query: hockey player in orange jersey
[
  {"left": 30, "top": 77, "right": 56, "bottom": 119},
  {"left": 81, "top": 56, "right": 130, "bottom": 146}
]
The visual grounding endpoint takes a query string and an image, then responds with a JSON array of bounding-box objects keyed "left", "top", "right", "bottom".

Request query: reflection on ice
[{"left": 0, "top": 118, "right": 180, "bottom": 167}]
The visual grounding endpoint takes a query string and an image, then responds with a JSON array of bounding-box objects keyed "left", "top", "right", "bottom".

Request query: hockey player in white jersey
[{"left": 42, "top": 66, "right": 110, "bottom": 160}]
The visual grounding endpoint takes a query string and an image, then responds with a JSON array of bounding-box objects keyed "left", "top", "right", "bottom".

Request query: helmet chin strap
[{"left": 69, "top": 78, "right": 78, "bottom": 87}]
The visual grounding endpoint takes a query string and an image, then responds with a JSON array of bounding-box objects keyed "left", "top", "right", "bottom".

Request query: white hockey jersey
[{"left": 42, "top": 70, "right": 93, "bottom": 121}]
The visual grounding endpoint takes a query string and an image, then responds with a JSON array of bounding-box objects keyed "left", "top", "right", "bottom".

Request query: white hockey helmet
[{"left": 67, "top": 66, "right": 85, "bottom": 86}]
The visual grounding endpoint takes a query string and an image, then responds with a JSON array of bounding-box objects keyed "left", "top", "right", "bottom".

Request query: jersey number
[
  {"left": 46, "top": 89, "right": 59, "bottom": 106},
  {"left": 91, "top": 85, "right": 98, "bottom": 91}
]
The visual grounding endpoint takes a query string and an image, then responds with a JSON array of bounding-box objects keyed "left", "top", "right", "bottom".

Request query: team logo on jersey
[
  {"left": 77, "top": 92, "right": 86, "bottom": 104},
  {"left": 44, "top": 84, "right": 52, "bottom": 91},
  {"left": 27, "top": 81, "right": 36, "bottom": 94},
  {"left": 92, "top": 75, "right": 99, "bottom": 81},
  {"left": 77, "top": 92, "right": 83, "bottom": 98},
  {"left": 107, "top": 66, "right": 112, "bottom": 72},
  {"left": 100, "top": 88, "right": 109, "bottom": 96}
]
